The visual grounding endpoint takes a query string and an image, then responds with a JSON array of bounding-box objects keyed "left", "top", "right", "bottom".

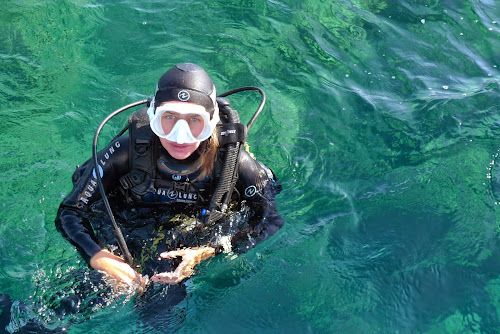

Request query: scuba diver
[{"left": 55, "top": 63, "right": 284, "bottom": 290}]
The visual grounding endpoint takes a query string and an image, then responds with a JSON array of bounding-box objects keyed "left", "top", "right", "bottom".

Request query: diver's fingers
[
  {"left": 171, "top": 260, "right": 196, "bottom": 284},
  {"left": 150, "top": 272, "right": 179, "bottom": 284},
  {"left": 173, "top": 259, "right": 194, "bottom": 277},
  {"left": 158, "top": 249, "right": 186, "bottom": 259}
]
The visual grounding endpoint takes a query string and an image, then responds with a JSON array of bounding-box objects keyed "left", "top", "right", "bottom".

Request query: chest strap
[{"left": 119, "top": 107, "right": 156, "bottom": 194}]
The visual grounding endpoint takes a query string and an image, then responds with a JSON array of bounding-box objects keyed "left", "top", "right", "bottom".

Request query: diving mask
[{"left": 148, "top": 102, "right": 219, "bottom": 144}]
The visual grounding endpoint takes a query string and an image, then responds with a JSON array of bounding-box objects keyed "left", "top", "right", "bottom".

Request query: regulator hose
[
  {"left": 202, "top": 100, "right": 242, "bottom": 224},
  {"left": 202, "top": 86, "right": 266, "bottom": 225},
  {"left": 92, "top": 99, "right": 148, "bottom": 266},
  {"left": 218, "top": 86, "right": 266, "bottom": 131}
]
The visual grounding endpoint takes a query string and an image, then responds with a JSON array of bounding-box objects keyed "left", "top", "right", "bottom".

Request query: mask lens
[
  {"left": 149, "top": 102, "right": 218, "bottom": 144},
  {"left": 161, "top": 112, "right": 206, "bottom": 138}
]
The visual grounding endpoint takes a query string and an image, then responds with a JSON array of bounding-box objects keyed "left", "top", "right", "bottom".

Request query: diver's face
[
  {"left": 155, "top": 101, "right": 206, "bottom": 160},
  {"left": 160, "top": 137, "right": 201, "bottom": 160}
]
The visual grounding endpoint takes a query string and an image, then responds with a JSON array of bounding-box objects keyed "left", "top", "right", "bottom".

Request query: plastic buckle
[
  {"left": 135, "top": 139, "right": 150, "bottom": 156},
  {"left": 172, "top": 182, "right": 190, "bottom": 193}
]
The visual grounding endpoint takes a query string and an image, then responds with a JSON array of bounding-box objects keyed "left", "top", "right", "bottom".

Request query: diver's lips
[{"left": 169, "top": 143, "right": 192, "bottom": 151}]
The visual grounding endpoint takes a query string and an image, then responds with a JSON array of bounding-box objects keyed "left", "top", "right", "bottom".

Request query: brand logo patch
[
  {"left": 244, "top": 185, "right": 257, "bottom": 197},
  {"left": 172, "top": 174, "right": 181, "bottom": 181},
  {"left": 167, "top": 190, "right": 178, "bottom": 199},
  {"left": 178, "top": 90, "right": 190, "bottom": 101},
  {"left": 92, "top": 165, "right": 104, "bottom": 179}
]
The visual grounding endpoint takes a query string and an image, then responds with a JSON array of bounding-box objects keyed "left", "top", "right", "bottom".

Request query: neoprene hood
[{"left": 153, "top": 63, "right": 217, "bottom": 117}]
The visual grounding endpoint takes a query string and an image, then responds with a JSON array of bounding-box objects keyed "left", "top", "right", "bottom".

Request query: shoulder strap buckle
[
  {"left": 172, "top": 181, "right": 191, "bottom": 193},
  {"left": 135, "top": 139, "right": 150, "bottom": 156},
  {"left": 119, "top": 174, "right": 134, "bottom": 189}
]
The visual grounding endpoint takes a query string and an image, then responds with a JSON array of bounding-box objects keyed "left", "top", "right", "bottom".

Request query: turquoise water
[{"left": 1, "top": 0, "right": 499, "bottom": 333}]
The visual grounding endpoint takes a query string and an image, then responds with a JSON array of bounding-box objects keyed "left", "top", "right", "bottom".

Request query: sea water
[{"left": 0, "top": 0, "right": 499, "bottom": 333}]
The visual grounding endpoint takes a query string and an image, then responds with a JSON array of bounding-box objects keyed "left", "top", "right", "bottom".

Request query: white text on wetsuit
[
  {"left": 155, "top": 188, "right": 197, "bottom": 203},
  {"left": 78, "top": 141, "right": 121, "bottom": 207}
]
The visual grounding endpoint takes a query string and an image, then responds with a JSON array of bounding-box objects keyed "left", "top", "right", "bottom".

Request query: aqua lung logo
[
  {"left": 178, "top": 90, "right": 190, "bottom": 101},
  {"left": 78, "top": 141, "right": 122, "bottom": 207},
  {"left": 245, "top": 185, "right": 257, "bottom": 197},
  {"left": 159, "top": 189, "right": 197, "bottom": 202}
]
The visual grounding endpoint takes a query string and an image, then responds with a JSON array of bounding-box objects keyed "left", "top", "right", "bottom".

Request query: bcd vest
[{"left": 118, "top": 107, "right": 215, "bottom": 206}]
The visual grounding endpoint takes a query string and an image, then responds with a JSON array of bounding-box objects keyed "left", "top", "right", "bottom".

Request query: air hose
[
  {"left": 202, "top": 86, "right": 266, "bottom": 225},
  {"left": 93, "top": 99, "right": 148, "bottom": 266},
  {"left": 201, "top": 99, "right": 242, "bottom": 224}
]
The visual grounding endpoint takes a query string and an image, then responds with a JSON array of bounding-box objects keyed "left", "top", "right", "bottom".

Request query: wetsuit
[{"left": 55, "top": 129, "right": 283, "bottom": 274}]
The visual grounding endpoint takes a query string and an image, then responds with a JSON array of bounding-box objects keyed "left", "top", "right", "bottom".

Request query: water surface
[{"left": 1, "top": 0, "right": 499, "bottom": 333}]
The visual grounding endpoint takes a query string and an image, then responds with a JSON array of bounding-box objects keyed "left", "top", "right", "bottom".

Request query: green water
[{"left": 1, "top": 0, "right": 499, "bottom": 333}]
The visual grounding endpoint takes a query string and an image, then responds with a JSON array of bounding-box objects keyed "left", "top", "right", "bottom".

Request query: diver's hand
[
  {"left": 151, "top": 246, "right": 216, "bottom": 284},
  {"left": 90, "top": 249, "right": 145, "bottom": 290}
]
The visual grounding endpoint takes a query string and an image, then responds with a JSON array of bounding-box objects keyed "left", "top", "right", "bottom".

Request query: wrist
[
  {"left": 90, "top": 249, "right": 124, "bottom": 270},
  {"left": 198, "top": 246, "right": 216, "bottom": 260}
]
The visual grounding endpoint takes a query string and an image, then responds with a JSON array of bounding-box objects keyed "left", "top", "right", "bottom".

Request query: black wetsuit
[{"left": 55, "top": 131, "right": 283, "bottom": 276}]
